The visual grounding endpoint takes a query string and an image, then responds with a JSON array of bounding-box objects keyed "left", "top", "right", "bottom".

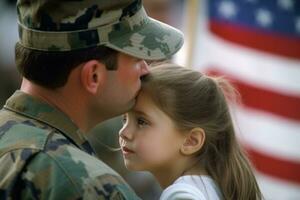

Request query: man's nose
[{"left": 139, "top": 60, "right": 149, "bottom": 77}]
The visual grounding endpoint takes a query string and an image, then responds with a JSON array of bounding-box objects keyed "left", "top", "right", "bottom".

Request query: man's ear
[
  {"left": 180, "top": 128, "right": 205, "bottom": 156},
  {"left": 80, "top": 60, "right": 106, "bottom": 94}
]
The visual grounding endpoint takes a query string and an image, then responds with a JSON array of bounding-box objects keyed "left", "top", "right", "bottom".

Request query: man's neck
[{"left": 20, "top": 78, "right": 90, "bottom": 132}]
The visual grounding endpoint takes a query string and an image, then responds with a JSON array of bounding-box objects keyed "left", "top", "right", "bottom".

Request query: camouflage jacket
[{"left": 0, "top": 91, "right": 140, "bottom": 200}]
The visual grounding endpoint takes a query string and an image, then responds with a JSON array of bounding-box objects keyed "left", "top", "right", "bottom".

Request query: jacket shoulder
[
  {"left": 0, "top": 121, "right": 52, "bottom": 156},
  {"left": 0, "top": 120, "right": 53, "bottom": 196},
  {"left": 21, "top": 133, "right": 140, "bottom": 199}
]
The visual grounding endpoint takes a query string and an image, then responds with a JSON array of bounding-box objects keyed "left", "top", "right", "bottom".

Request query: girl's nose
[{"left": 119, "top": 125, "right": 134, "bottom": 141}]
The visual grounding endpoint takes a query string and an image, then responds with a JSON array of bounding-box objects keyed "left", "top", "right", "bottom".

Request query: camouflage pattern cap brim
[
  {"left": 18, "top": 1, "right": 183, "bottom": 60},
  {"left": 106, "top": 15, "right": 184, "bottom": 60}
]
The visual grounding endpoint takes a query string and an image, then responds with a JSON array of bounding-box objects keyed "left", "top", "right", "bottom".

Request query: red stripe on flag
[
  {"left": 209, "top": 20, "right": 300, "bottom": 59},
  {"left": 206, "top": 68, "right": 300, "bottom": 121},
  {"left": 244, "top": 145, "right": 300, "bottom": 184}
]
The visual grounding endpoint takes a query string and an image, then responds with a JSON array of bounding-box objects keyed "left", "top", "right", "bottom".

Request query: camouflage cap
[{"left": 17, "top": 0, "right": 184, "bottom": 60}]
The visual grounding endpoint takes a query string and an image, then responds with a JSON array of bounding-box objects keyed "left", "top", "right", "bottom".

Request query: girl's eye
[
  {"left": 137, "top": 117, "right": 148, "bottom": 127},
  {"left": 122, "top": 115, "right": 127, "bottom": 124}
]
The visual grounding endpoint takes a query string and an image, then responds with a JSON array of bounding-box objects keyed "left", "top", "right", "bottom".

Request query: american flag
[{"left": 181, "top": 0, "right": 300, "bottom": 199}]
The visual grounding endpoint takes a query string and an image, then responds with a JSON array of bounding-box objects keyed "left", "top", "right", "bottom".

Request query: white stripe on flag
[
  {"left": 201, "top": 32, "right": 300, "bottom": 96},
  {"left": 256, "top": 171, "right": 300, "bottom": 200},
  {"left": 233, "top": 106, "right": 300, "bottom": 161}
]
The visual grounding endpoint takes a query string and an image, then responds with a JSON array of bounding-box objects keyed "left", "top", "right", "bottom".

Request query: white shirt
[{"left": 160, "top": 175, "right": 222, "bottom": 200}]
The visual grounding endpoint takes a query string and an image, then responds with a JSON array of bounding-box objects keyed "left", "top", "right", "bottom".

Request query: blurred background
[{"left": 1, "top": 0, "right": 299, "bottom": 199}]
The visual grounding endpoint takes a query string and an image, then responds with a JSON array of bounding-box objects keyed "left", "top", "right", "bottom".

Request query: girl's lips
[{"left": 122, "top": 146, "right": 135, "bottom": 154}]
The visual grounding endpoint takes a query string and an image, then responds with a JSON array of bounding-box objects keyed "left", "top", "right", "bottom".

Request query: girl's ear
[
  {"left": 80, "top": 60, "right": 106, "bottom": 94},
  {"left": 180, "top": 128, "right": 205, "bottom": 156}
]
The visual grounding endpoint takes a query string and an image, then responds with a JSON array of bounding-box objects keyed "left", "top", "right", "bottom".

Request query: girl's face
[{"left": 119, "top": 90, "right": 185, "bottom": 173}]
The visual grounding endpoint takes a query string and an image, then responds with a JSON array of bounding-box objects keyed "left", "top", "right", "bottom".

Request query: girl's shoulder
[
  {"left": 160, "top": 175, "right": 222, "bottom": 200},
  {"left": 160, "top": 182, "right": 206, "bottom": 200}
]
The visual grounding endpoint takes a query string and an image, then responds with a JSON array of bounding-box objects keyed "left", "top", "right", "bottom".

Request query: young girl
[{"left": 119, "top": 64, "right": 262, "bottom": 200}]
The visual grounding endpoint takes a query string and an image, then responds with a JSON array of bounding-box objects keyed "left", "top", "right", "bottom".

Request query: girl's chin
[
  {"left": 124, "top": 163, "right": 145, "bottom": 171},
  {"left": 125, "top": 165, "right": 139, "bottom": 171}
]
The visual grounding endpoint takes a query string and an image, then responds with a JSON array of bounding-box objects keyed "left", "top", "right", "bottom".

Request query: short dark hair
[{"left": 15, "top": 43, "right": 118, "bottom": 89}]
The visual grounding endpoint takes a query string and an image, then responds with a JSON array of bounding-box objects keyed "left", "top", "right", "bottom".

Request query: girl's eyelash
[
  {"left": 122, "top": 115, "right": 127, "bottom": 124},
  {"left": 137, "top": 117, "right": 149, "bottom": 126},
  {"left": 122, "top": 114, "right": 149, "bottom": 127}
]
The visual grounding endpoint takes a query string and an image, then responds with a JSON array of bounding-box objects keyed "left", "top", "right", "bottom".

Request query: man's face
[{"left": 97, "top": 52, "right": 149, "bottom": 118}]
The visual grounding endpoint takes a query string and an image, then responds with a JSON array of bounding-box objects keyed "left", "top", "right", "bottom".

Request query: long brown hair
[{"left": 142, "top": 64, "right": 262, "bottom": 200}]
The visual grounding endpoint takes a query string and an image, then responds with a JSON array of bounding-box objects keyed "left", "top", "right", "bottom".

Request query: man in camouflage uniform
[{"left": 0, "top": 0, "right": 183, "bottom": 199}]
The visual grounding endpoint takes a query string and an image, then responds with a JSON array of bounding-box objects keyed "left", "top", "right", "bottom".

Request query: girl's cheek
[{"left": 137, "top": 140, "right": 154, "bottom": 154}]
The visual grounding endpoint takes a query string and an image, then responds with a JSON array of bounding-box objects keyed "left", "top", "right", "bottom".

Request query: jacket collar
[{"left": 4, "top": 90, "right": 96, "bottom": 155}]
